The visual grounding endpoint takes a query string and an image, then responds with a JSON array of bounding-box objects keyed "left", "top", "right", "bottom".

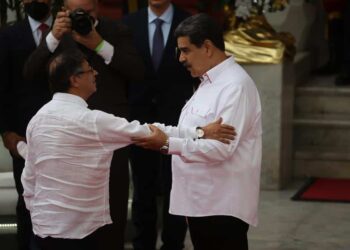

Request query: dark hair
[
  {"left": 174, "top": 13, "right": 225, "bottom": 51},
  {"left": 48, "top": 49, "right": 87, "bottom": 94}
]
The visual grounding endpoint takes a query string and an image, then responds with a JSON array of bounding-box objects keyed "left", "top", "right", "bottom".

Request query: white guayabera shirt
[
  {"left": 157, "top": 56, "right": 262, "bottom": 227},
  {"left": 21, "top": 93, "right": 152, "bottom": 239},
  {"left": 21, "top": 93, "right": 199, "bottom": 239}
]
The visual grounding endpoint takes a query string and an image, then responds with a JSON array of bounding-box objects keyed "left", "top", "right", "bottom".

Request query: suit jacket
[
  {"left": 123, "top": 6, "right": 197, "bottom": 125},
  {"left": 0, "top": 18, "right": 51, "bottom": 136},
  {"left": 24, "top": 17, "right": 145, "bottom": 118}
]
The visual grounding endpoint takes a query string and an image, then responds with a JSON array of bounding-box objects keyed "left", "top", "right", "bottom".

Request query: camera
[{"left": 69, "top": 8, "right": 93, "bottom": 35}]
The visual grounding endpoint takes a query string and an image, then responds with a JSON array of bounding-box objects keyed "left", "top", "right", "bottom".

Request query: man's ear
[
  {"left": 69, "top": 75, "right": 80, "bottom": 88},
  {"left": 204, "top": 39, "right": 214, "bottom": 57}
]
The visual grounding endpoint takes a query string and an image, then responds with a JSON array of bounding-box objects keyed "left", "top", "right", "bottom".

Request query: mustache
[{"left": 182, "top": 61, "right": 191, "bottom": 68}]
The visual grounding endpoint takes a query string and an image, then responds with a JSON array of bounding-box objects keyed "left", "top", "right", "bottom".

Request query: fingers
[
  {"left": 218, "top": 138, "right": 231, "bottom": 144},
  {"left": 52, "top": 11, "right": 72, "bottom": 39},
  {"left": 220, "top": 124, "right": 235, "bottom": 130},
  {"left": 213, "top": 117, "right": 223, "bottom": 124}
]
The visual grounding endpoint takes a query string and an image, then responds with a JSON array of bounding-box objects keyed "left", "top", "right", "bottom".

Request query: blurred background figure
[
  {"left": 123, "top": 1, "right": 197, "bottom": 249},
  {"left": 0, "top": 0, "right": 53, "bottom": 249}
]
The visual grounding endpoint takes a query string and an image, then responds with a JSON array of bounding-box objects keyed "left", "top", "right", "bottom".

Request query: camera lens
[{"left": 70, "top": 8, "right": 92, "bottom": 35}]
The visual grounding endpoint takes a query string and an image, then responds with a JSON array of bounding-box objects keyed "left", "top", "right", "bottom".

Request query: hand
[
  {"left": 132, "top": 125, "right": 168, "bottom": 151},
  {"left": 202, "top": 117, "right": 236, "bottom": 144},
  {"left": 72, "top": 25, "right": 103, "bottom": 51},
  {"left": 52, "top": 10, "right": 72, "bottom": 40},
  {"left": 1, "top": 131, "right": 26, "bottom": 157}
]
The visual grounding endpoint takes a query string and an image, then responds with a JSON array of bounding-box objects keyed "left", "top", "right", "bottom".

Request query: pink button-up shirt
[{"left": 158, "top": 57, "right": 262, "bottom": 226}]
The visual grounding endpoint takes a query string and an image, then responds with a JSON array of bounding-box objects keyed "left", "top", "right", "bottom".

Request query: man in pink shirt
[{"left": 134, "top": 13, "right": 262, "bottom": 250}]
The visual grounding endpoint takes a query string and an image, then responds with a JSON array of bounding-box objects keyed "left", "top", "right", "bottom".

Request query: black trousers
[
  {"left": 187, "top": 216, "right": 249, "bottom": 250},
  {"left": 34, "top": 224, "right": 113, "bottom": 250},
  {"left": 12, "top": 157, "right": 38, "bottom": 250},
  {"left": 130, "top": 146, "right": 187, "bottom": 250},
  {"left": 343, "top": 1, "right": 350, "bottom": 67},
  {"left": 107, "top": 148, "right": 130, "bottom": 250}
]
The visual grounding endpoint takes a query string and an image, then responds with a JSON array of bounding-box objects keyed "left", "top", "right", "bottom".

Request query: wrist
[
  {"left": 159, "top": 137, "right": 169, "bottom": 154},
  {"left": 196, "top": 127, "right": 205, "bottom": 139},
  {"left": 94, "top": 39, "right": 104, "bottom": 53}
]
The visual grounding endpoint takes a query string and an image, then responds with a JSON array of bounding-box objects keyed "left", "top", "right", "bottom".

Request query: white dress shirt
[
  {"left": 148, "top": 4, "right": 173, "bottom": 55},
  {"left": 157, "top": 57, "right": 262, "bottom": 226},
  {"left": 21, "top": 93, "right": 152, "bottom": 239},
  {"left": 28, "top": 15, "right": 53, "bottom": 46}
]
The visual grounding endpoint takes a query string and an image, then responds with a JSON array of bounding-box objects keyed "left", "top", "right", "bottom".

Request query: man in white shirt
[
  {"left": 134, "top": 13, "right": 262, "bottom": 250},
  {"left": 21, "top": 49, "right": 235, "bottom": 250},
  {"left": 23, "top": 0, "right": 146, "bottom": 247}
]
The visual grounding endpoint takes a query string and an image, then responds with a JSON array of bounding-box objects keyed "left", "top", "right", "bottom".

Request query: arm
[
  {"left": 72, "top": 20, "right": 145, "bottom": 81},
  {"left": 153, "top": 117, "right": 235, "bottom": 142},
  {"left": 21, "top": 131, "right": 35, "bottom": 212},
  {"left": 134, "top": 86, "right": 252, "bottom": 163},
  {"left": 0, "top": 29, "right": 26, "bottom": 156},
  {"left": 94, "top": 111, "right": 151, "bottom": 151}
]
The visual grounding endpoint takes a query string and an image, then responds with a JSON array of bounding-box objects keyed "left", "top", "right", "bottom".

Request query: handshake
[
  {"left": 132, "top": 118, "right": 236, "bottom": 153},
  {"left": 15, "top": 118, "right": 236, "bottom": 160}
]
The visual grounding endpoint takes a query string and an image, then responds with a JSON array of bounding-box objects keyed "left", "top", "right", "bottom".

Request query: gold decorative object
[{"left": 224, "top": 11, "right": 296, "bottom": 64}]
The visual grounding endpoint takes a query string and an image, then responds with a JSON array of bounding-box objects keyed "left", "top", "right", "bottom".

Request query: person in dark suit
[
  {"left": 0, "top": 0, "right": 53, "bottom": 249},
  {"left": 335, "top": 0, "right": 350, "bottom": 85},
  {"left": 23, "top": 0, "right": 145, "bottom": 249},
  {"left": 122, "top": 1, "right": 197, "bottom": 249}
]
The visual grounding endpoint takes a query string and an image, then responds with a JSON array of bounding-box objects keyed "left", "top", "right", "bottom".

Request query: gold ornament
[{"left": 224, "top": 13, "right": 295, "bottom": 64}]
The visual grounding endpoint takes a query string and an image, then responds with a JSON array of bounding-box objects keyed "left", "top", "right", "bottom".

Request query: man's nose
[{"left": 179, "top": 53, "right": 185, "bottom": 63}]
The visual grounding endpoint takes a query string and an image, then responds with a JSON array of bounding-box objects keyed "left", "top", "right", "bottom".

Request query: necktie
[
  {"left": 38, "top": 23, "right": 49, "bottom": 42},
  {"left": 152, "top": 18, "right": 164, "bottom": 70}
]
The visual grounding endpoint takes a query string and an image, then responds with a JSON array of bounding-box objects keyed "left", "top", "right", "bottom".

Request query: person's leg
[
  {"left": 130, "top": 145, "right": 160, "bottom": 250},
  {"left": 187, "top": 216, "right": 249, "bottom": 250},
  {"left": 336, "top": 1, "right": 350, "bottom": 85},
  {"left": 86, "top": 224, "right": 115, "bottom": 250},
  {"left": 34, "top": 235, "right": 85, "bottom": 250},
  {"left": 12, "top": 157, "right": 37, "bottom": 250},
  {"left": 160, "top": 155, "right": 187, "bottom": 250},
  {"left": 106, "top": 148, "right": 130, "bottom": 250}
]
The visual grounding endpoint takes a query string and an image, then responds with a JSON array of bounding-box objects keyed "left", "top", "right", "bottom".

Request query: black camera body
[{"left": 69, "top": 8, "right": 93, "bottom": 35}]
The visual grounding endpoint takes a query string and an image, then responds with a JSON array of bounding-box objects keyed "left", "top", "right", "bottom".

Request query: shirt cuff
[
  {"left": 97, "top": 40, "right": 114, "bottom": 64},
  {"left": 189, "top": 127, "right": 197, "bottom": 139},
  {"left": 46, "top": 31, "right": 60, "bottom": 53},
  {"left": 168, "top": 137, "right": 183, "bottom": 155},
  {"left": 16, "top": 141, "right": 28, "bottom": 160}
]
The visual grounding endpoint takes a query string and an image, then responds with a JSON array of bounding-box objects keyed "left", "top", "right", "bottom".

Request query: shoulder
[
  {"left": 173, "top": 5, "right": 191, "bottom": 20},
  {"left": 122, "top": 8, "right": 147, "bottom": 25},
  {"left": 97, "top": 17, "right": 132, "bottom": 37},
  {"left": 0, "top": 20, "right": 26, "bottom": 39}
]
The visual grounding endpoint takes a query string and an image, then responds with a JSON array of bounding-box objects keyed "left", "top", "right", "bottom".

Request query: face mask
[{"left": 24, "top": 1, "right": 50, "bottom": 21}]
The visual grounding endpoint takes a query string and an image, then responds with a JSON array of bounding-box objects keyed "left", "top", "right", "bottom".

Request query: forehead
[
  {"left": 65, "top": 0, "right": 94, "bottom": 9},
  {"left": 23, "top": 0, "right": 51, "bottom": 3},
  {"left": 81, "top": 60, "right": 90, "bottom": 68},
  {"left": 177, "top": 36, "right": 192, "bottom": 48}
]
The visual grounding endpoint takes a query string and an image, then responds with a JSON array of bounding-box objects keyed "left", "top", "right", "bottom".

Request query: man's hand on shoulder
[{"left": 202, "top": 117, "right": 236, "bottom": 144}]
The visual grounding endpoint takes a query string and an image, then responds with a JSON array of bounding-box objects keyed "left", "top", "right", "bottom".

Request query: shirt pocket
[{"left": 189, "top": 106, "right": 213, "bottom": 125}]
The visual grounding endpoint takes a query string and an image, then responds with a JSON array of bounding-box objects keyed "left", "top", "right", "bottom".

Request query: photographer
[{"left": 23, "top": 0, "right": 145, "bottom": 249}]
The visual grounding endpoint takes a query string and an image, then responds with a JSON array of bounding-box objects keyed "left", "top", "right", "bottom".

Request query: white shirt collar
[
  {"left": 148, "top": 4, "right": 173, "bottom": 25},
  {"left": 201, "top": 56, "right": 236, "bottom": 84},
  {"left": 28, "top": 15, "right": 53, "bottom": 33},
  {"left": 53, "top": 93, "right": 88, "bottom": 108}
]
